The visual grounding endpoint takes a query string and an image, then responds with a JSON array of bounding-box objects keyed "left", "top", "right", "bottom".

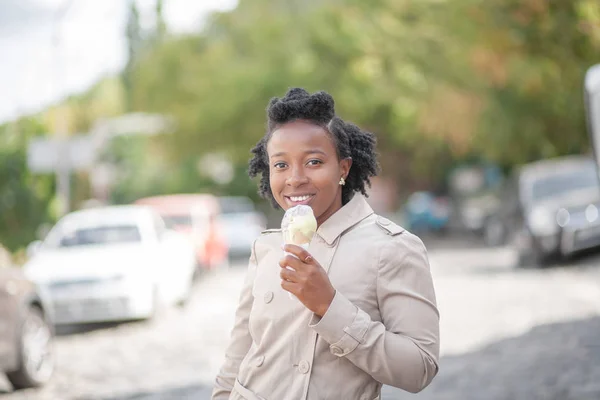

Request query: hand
[{"left": 279, "top": 244, "right": 335, "bottom": 317}]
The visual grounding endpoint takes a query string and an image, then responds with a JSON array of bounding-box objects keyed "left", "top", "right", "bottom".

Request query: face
[{"left": 267, "top": 120, "right": 352, "bottom": 226}]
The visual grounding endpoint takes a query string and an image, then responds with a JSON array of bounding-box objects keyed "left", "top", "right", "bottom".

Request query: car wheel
[
  {"left": 517, "top": 246, "right": 549, "bottom": 269},
  {"left": 6, "top": 306, "right": 54, "bottom": 389},
  {"left": 432, "top": 225, "right": 448, "bottom": 237},
  {"left": 483, "top": 218, "right": 506, "bottom": 247},
  {"left": 148, "top": 285, "right": 169, "bottom": 321},
  {"left": 149, "top": 286, "right": 160, "bottom": 318},
  {"left": 192, "top": 263, "right": 204, "bottom": 282},
  {"left": 176, "top": 277, "right": 194, "bottom": 308}
]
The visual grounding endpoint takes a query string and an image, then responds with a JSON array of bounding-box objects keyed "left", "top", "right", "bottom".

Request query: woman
[{"left": 212, "top": 88, "right": 439, "bottom": 400}]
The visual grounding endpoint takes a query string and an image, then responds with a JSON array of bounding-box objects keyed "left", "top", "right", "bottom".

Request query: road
[{"left": 1, "top": 241, "right": 600, "bottom": 400}]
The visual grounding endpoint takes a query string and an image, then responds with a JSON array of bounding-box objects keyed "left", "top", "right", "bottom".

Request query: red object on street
[{"left": 135, "top": 194, "right": 228, "bottom": 271}]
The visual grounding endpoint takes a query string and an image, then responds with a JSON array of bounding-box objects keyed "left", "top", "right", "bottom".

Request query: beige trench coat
[{"left": 212, "top": 194, "right": 439, "bottom": 400}]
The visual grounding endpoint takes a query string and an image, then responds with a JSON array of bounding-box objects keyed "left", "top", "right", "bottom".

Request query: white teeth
[{"left": 290, "top": 195, "right": 310, "bottom": 202}]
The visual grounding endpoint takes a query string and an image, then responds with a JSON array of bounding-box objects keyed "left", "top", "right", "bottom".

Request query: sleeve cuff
[{"left": 309, "top": 291, "right": 371, "bottom": 357}]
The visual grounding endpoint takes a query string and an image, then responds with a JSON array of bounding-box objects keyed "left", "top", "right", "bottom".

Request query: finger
[
  {"left": 280, "top": 266, "right": 298, "bottom": 282},
  {"left": 282, "top": 244, "right": 314, "bottom": 264},
  {"left": 278, "top": 254, "right": 304, "bottom": 270},
  {"left": 281, "top": 280, "right": 301, "bottom": 295}
]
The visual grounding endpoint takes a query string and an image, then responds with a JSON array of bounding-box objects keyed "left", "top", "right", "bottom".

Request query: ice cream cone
[{"left": 281, "top": 205, "right": 317, "bottom": 299}]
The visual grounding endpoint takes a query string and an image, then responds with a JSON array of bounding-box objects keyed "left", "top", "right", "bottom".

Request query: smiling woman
[
  {"left": 249, "top": 88, "right": 379, "bottom": 218},
  {"left": 213, "top": 88, "right": 440, "bottom": 400}
]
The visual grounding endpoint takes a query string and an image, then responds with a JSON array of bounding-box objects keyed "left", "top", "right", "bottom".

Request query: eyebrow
[{"left": 270, "top": 149, "right": 327, "bottom": 159}]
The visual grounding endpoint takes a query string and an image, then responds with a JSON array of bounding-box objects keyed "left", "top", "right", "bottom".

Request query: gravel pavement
[
  {"left": 1, "top": 241, "right": 599, "bottom": 400},
  {"left": 0, "top": 267, "right": 245, "bottom": 400}
]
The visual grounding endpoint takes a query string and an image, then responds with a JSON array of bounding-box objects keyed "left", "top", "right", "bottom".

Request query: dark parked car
[
  {"left": 483, "top": 156, "right": 600, "bottom": 267},
  {"left": 0, "top": 254, "right": 54, "bottom": 390}
]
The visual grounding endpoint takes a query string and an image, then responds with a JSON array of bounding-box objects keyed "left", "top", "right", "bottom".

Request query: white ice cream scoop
[
  {"left": 282, "top": 205, "right": 317, "bottom": 249},
  {"left": 281, "top": 205, "right": 317, "bottom": 299}
]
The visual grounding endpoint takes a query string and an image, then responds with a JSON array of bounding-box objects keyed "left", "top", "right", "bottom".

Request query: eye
[
  {"left": 273, "top": 162, "right": 287, "bottom": 169},
  {"left": 307, "top": 159, "right": 323, "bottom": 166}
]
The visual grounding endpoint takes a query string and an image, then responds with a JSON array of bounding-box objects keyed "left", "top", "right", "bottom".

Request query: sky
[{"left": 0, "top": 0, "right": 238, "bottom": 123}]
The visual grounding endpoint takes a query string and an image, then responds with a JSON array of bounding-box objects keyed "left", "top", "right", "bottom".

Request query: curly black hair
[{"left": 248, "top": 88, "right": 380, "bottom": 208}]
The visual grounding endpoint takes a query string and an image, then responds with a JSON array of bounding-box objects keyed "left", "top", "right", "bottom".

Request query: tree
[
  {"left": 156, "top": 0, "right": 167, "bottom": 40},
  {"left": 451, "top": 0, "right": 600, "bottom": 165},
  {"left": 0, "top": 118, "right": 55, "bottom": 252},
  {"left": 123, "top": 0, "right": 142, "bottom": 112}
]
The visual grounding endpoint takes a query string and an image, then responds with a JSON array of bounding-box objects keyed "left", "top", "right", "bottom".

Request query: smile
[{"left": 284, "top": 194, "right": 315, "bottom": 206}]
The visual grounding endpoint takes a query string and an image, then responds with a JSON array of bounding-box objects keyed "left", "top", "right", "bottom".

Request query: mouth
[{"left": 284, "top": 194, "right": 315, "bottom": 207}]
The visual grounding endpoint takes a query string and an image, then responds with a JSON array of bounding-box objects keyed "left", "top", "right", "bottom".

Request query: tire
[
  {"left": 517, "top": 246, "right": 548, "bottom": 269},
  {"left": 483, "top": 218, "right": 506, "bottom": 247},
  {"left": 176, "top": 277, "right": 194, "bottom": 308},
  {"left": 192, "top": 263, "right": 204, "bottom": 282},
  {"left": 6, "top": 307, "right": 54, "bottom": 389},
  {"left": 149, "top": 286, "right": 162, "bottom": 320},
  {"left": 432, "top": 225, "right": 448, "bottom": 238}
]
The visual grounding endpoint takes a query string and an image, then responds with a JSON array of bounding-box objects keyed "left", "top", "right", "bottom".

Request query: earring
[{"left": 339, "top": 177, "right": 346, "bottom": 186}]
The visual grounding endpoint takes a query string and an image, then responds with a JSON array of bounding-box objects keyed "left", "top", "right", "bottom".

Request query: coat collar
[{"left": 316, "top": 194, "right": 374, "bottom": 246}]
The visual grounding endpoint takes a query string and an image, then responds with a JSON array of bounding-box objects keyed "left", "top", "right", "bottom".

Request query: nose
[{"left": 285, "top": 166, "right": 309, "bottom": 187}]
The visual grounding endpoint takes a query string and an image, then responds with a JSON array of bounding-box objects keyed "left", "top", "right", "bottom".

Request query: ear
[{"left": 340, "top": 157, "right": 352, "bottom": 180}]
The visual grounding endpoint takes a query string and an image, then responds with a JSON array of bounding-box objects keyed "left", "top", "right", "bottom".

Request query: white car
[{"left": 23, "top": 205, "right": 196, "bottom": 325}]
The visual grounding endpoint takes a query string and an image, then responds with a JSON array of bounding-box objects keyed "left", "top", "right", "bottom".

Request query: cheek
[
  {"left": 269, "top": 170, "right": 285, "bottom": 194},
  {"left": 311, "top": 168, "right": 339, "bottom": 192}
]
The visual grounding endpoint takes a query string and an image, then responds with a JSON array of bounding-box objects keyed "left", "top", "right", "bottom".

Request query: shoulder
[
  {"left": 370, "top": 215, "right": 424, "bottom": 247},
  {"left": 373, "top": 215, "right": 405, "bottom": 236},
  {"left": 346, "top": 214, "right": 422, "bottom": 251},
  {"left": 251, "top": 228, "right": 282, "bottom": 261},
  {"left": 258, "top": 228, "right": 282, "bottom": 242},
  {"left": 343, "top": 215, "right": 407, "bottom": 250},
  {"left": 354, "top": 214, "right": 407, "bottom": 241},
  {"left": 260, "top": 228, "right": 282, "bottom": 235},
  {"left": 366, "top": 215, "right": 428, "bottom": 267}
]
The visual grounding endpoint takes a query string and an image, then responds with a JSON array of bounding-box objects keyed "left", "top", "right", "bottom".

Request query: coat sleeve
[
  {"left": 211, "top": 242, "right": 257, "bottom": 399},
  {"left": 309, "top": 232, "right": 440, "bottom": 393}
]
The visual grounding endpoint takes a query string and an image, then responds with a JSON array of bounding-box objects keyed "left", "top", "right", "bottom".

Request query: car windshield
[
  {"left": 161, "top": 215, "right": 192, "bottom": 229},
  {"left": 49, "top": 225, "right": 142, "bottom": 248},
  {"left": 530, "top": 165, "right": 598, "bottom": 203}
]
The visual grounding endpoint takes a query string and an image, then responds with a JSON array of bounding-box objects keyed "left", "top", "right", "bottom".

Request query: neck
[{"left": 316, "top": 195, "right": 343, "bottom": 227}]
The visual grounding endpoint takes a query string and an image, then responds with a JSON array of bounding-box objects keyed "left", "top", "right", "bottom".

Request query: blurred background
[{"left": 1, "top": 0, "right": 600, "bottom": 399}]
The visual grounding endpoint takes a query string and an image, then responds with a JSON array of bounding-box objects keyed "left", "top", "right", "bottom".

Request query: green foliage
[
  {"left": 2, "top": 0, "right": 600, "bottom": 253},
  {"left": 0, "top": 118, "right": 55, "bottom": 252},
  {"left": 103, "top": 136, "right": 258, "bottom": 205},
  {"left": 128, "top": 0, "right": 599, "bottom": 182},
  {"left": 460, "top": 0, "right": 600, "bottom": 164}
]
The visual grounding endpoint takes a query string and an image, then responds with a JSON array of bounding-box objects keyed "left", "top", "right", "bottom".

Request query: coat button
[
  {"left": 264, "top": 291, "right": 274, "bottom": 303},
  {"left": 331, "top": 346, "right": 343, "bottom": 356},
  {"left": 255, "top": 355, "right": 265, "bottom": 367},
  {"left": 298, "top": 360, "right": 310, "bottom": 374}
]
